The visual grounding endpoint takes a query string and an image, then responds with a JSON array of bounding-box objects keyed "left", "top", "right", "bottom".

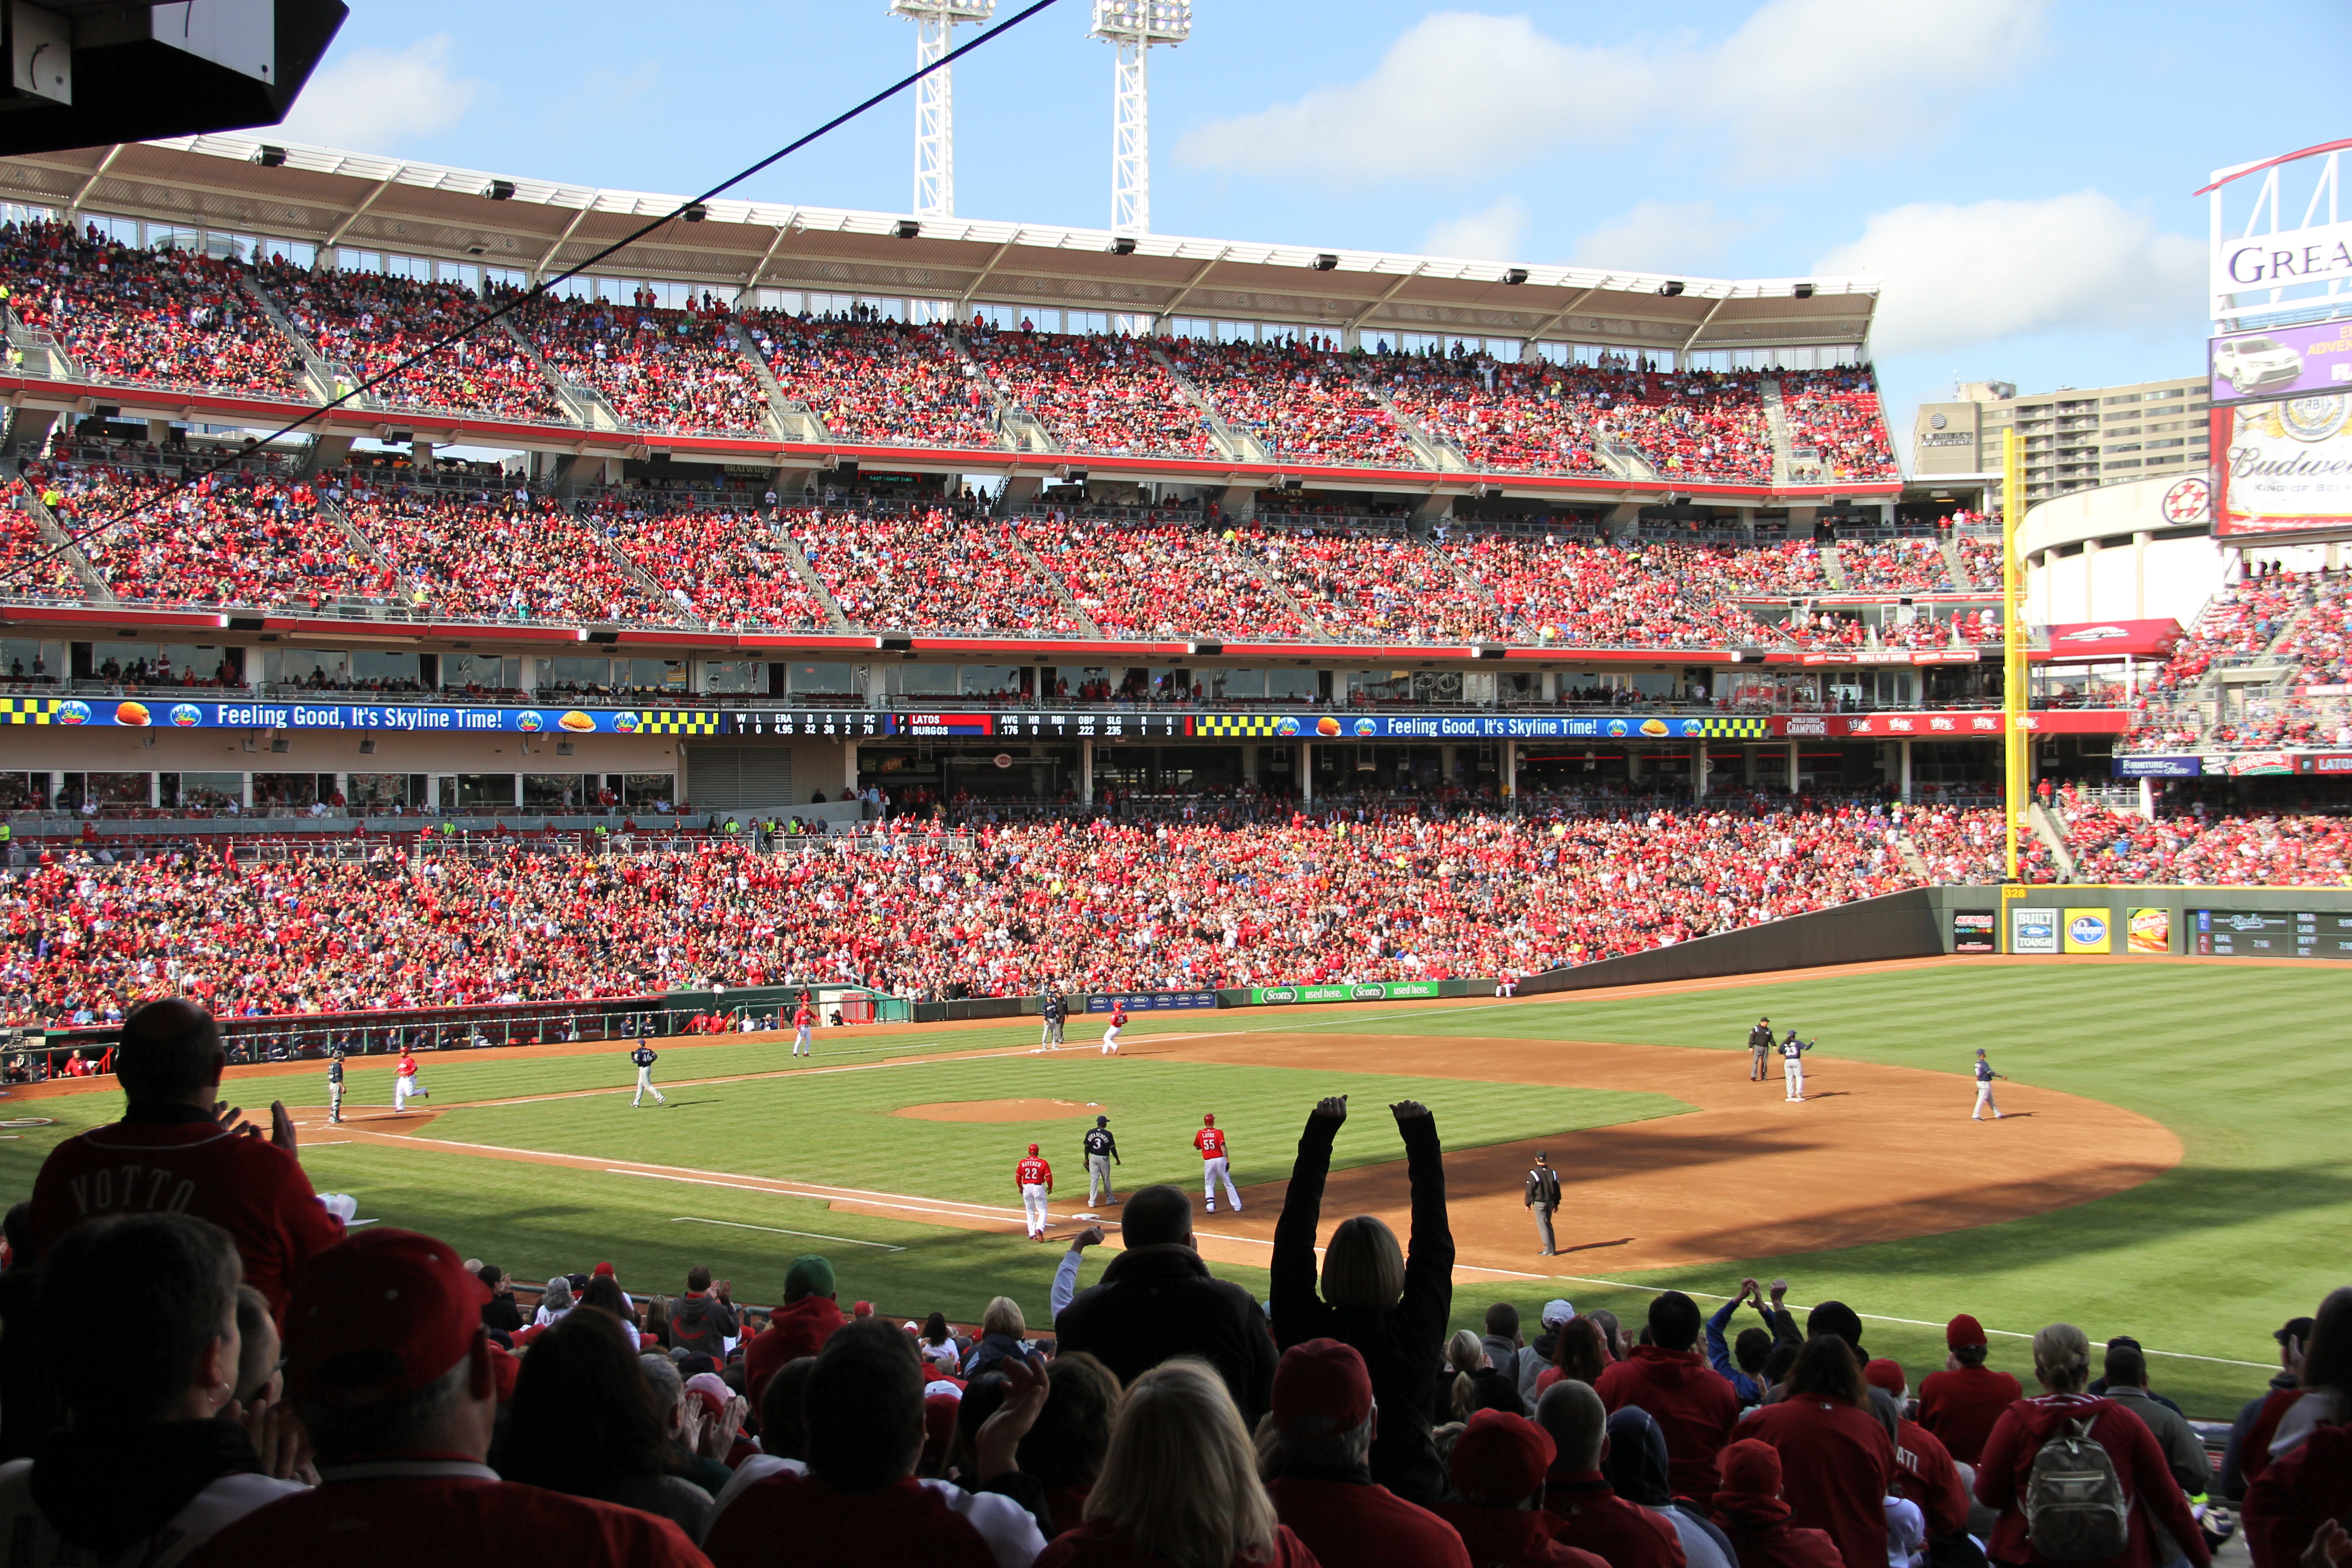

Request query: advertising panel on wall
[
  {"left": 2127, "top": 907, "right": 2172, "bottom": 954},
  {"left": 1085, "top": 990, "right": 1219, "bottom": 1012},
  {"left": 2113, "top": 755, "right": 2203, "bottom": 778},
  {"left": 2046, "top": 621, "right": 2185, "bottom": 659},
  {"left": 2011, "top": 906, "right": 2060, "bottom": 954},
  {"left": 2063, "top": 907, "right": 2114, "bottom": 954},
  {"left": 2213, "top": 392, "right": 2352, "bottom": 538},
  {"left": 1250, "top": 981, "right": 1445, "bottom": 1005},
  {"left": 1951, "top": 910, "right": 1996, "bottom": 953},
  {"left": 2210, "top": 321, "right": 2352, "bottom": 404},
  {"left": 0, "top": 697, "right": 735, "bottom": 735}
]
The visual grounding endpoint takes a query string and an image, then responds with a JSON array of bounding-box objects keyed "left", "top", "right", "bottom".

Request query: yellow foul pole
[{"left": 2002, "top": 428, "right": 2028, "bottom": 883}]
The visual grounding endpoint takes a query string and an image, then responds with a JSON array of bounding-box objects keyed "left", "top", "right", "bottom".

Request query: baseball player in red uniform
[
  {"left": 393, "top": 1049, "right": 428, "bottom": 1112},
  {"left": 1016, "top": 1143, "right": 1054, "bottom": 1240},
  {"left": 792, "top": 1002, "right": 814, "bottom": 1057},
  {"left": 1100, "top": 1005, "right": 1127, "bottom": 1056},
  {"left": 1193, "top": 1112, "right": 1241, "bottom": 1213}
]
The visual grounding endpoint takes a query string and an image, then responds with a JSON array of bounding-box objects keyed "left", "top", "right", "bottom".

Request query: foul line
[{"left": 670, "top": 1215, "right": 905, "bottom": 1251}]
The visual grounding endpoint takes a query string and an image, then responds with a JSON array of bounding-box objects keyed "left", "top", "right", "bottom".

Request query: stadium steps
[
  {"left": 1357, "top": 381, "right": 1457, "bottom": 472},
  {"left": 1760, "top": 377, "right": 1794, "bottom": 485},
  {"left": 1229, "top": 541, "right": 1336, "bottom": 641},
  {"left": 769, "top": 526, "right": 852, "bottom": 632},
  {"left": 1892, "top": 831, "right": 1931, "bottom": 880},
  {"left": 943, "top": 328, "right": 1060, "bottom": 456},
  {"left": 728, "top": 321, "right": 834, "bottom": 444},
  {"left": 235, "top": 274, "right": 371, "bottom": 409},
  {"left": 2, "top": 306, "right": 83, "bottom": 382},
  {"left": 1151, "top": 346, "right": 1269, "bottom": 464},
  {"left": 1819, "top": 543, "right": 1850, "bottom": 590},
  {"left": 1005, "top": 526, "right": 1106, "bottom": 637},
  {"left": 18, "top": 488, "right": 112, "bottom": 603},
  {"left": 597, "top": 527, "right": 711, "bottom": 632},
  {"left": 1597, "top": 440, "right": 1658, "bottom": 481},
  {"left": 2028, "top": 801, "right": 2080, "bottom": 881},
  {"left": 1941, "top": 533, "right": 1980, "bottom": 589},
  {"left": 313, "top": 492, "right": 423, "bottom": 616},
  {"left": 492, "top": 318, "right": 611, "bottom": 432}
]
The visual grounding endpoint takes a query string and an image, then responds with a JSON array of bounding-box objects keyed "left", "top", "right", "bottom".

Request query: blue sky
[{"left": 277, "top": 0, "right": 2350, "bottom": 448}]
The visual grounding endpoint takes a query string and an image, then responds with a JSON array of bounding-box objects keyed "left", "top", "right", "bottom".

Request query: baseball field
[{"left": 5, "top": 955, "right": 2343, "bottom": 1419}]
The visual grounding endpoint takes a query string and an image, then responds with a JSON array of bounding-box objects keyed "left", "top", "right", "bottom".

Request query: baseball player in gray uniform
[
  {"left": 1083, "top": 1114, "right": 1122, "bottom": 1206},
  {"left": 1780, "top": 1028, "right": 1813, "bottom": 1102},
  {"left": 1972, "top": 1048, "right": 2006, "bottom": 1120},
  {"left": 327, "top": 1049, "right": 345, "bottom": 1124},
  {"left": 631, "top": 1039, "right": 666, "bottom": 1107}
]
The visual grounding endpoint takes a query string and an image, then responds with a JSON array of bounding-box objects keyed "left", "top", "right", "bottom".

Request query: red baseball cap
[
  {"left": 1863, "top": 1358, "right": 1907, "bottom": 1396},
  {"left": 287, "top": 1228, "right": 491, "bottom": 1407},
  {"left": 1451, "top": 1409, "right": 1554, "bottom": 1504},
  {"left": 1946, "top": 1313, "right": 1987, "bottom": 1350},
  {"left": 1271, "top": 1338, "right": 1372, "bottom": 1438},
  {"left": 485, "top": 1342, "right": 521, "bottom": 1403},
  {"left": 593, "top": 1261, "right": 616, "bottom": 1278}
]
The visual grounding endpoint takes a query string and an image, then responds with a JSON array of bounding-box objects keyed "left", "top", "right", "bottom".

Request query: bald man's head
[
  {"left": 117, "top": 1000, "right": 224, "bottom": 1105},
  {"left": 1535, "top": 1379, "right": 1606, "bottom": 1471}
]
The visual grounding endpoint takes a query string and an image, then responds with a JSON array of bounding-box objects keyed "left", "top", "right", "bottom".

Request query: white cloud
[
  {"left": 1423, "top": 196, "right": 1530, "bottom": 261},
  {"left": 1178, "top": 0, "right": 2047, "bottom": 185},
  {"left": 1811, "top": 192, "right": 2202, "bottom": 356},
  {"left": 278, "top": 35, "right": 481, "bottom": 148},
  {"left": 1569, "top": 201, "right": 1742, "bottom": 273}
]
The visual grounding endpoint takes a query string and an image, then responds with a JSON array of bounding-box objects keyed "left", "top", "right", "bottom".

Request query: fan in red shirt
[
  {"left": 1917, "top": 1313, "right": 2023, "bottom": 1466},
  {"left": 1737, "top": 1337, "right": 1896, "bottom": 1568},
  {"left": 188, "top": 1227, "right": 708, "bottom": 1568},
  {"left": 1709, "top": 1439, "right": 1844, "bottom": 1568},
  {"left": 1436, "top": 1409, "right": 1610, "bottom": 1568},
  {"left": 26, "top": 999, "right": 343, "bottom": 1319},
  {"left": 1974, "top": 1323, "right": 2211, "bottom": 1568},
  {"left": 745, "top": 1255, "right": 848, "bottom": 1407},
  {"left": 1018, "top": 1145, "right": 1055, "bottom": 1241},
  {"left": 1534, "top": 1381, "right": 1687, "bottom": 1568},
  {"left": 1261, "top": 1338, "right": 1471, "bottom": 1568},
  {"left": 1860, "top": 1358, "right": 1972, "bottom": 1544},
  {"left": 1593, "top": 1291, "right": 1741, "bottom": 1502}
]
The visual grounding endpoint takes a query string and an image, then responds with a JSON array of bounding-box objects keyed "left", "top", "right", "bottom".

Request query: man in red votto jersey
[
  {"left": 1017, "top": 1144, "right": 1054, "bottom": 1240},
  {"left": 188, "top": 1227, "right": 706, "bottom": 1568},
  {"left": 393, "top": 1048, "right": 428, "bottom": 1112},
  {"left": 27, "top": 999, "right": 343, "bottom": 1318},
  {"left": 1195, "top": 1112, "right": 1242, "bottom": 1214}
]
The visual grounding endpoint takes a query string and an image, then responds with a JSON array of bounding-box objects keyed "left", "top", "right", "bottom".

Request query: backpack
[{"left": 2023, "top": 1414, "right": 2132, "bottom": 1561}]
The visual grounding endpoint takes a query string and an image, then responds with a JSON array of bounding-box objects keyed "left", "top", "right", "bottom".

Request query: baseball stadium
[{"left": 0, "top": 4, "right": 2347, "bottom": 1566}]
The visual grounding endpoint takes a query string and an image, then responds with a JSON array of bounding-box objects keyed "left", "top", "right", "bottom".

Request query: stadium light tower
[
  {"left": 892, "top": 0, "right": 995, "bottom": 220},
  {"left": 1090, "top": 0, "right": 1190, "bottom": 235}
]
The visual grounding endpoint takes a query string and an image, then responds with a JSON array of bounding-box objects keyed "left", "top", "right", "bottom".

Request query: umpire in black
[
  {"left": 1748, "top": 1015, "right": 1774, "bottom": 1082},
  {"left": 1524, "top": 1150, "right": 1561, "bottom": 1256}
]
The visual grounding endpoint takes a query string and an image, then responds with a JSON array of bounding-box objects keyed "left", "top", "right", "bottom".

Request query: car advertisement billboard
[
  {"left": 2209, "top": 322, "right": 2352, "bottom": 405},
  {"left": 2010, "top": 906, "right": 2060, "bottom": 954},
  {"left": 2213, "top": 392, "right": 2352, "bottom": 538}
]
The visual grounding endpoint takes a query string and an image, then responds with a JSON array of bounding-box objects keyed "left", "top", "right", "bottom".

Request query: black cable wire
[{"left": 2, "top": 0, "right": 1064, "bottom": 590}]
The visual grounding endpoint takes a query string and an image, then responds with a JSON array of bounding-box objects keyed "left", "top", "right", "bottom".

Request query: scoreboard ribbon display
[
  {"left": 2192, "top": 909, "right": 2352, "bottom": 959},
  {"left": 0, "top": 697, "right": 714, "bottom": 735}
]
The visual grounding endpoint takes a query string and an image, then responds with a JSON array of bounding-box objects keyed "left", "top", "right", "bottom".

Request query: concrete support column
[
  {"left": 412, "top": 438, "right": 434, "bottom": 474},
  {"left": 241, "top": 773, "right": 255, "bottom": 810},
  {"left": 2138, "top": 777, "right": 2154, "bottom": 820},
  {"left": 1081, "top": 737, "right": 1094, "bottom": 804},
  {"left": 513, "top": 774, "right": 524, "bottom": 810},
  {"left": 1441, "top": 743, "right": 1457, "bottom": 785},
  {"left": 2133, "top": 530, "right": 2151, "bottom": 619},
  {"left": 843, "top": 742, "right": 859, "bottom": 795},
  {"left": 517, "top": 658, "right": 538, "bottom": 696},
  {"left": 1744, "top": 742, "right": 1759, "bottom": 785},
  {"left": 145, "top": 418, "right": 172, "bottom": 446},
  {"left": 1899, "top": 738, "right": 1913, "bottom": 803},
  {"left": 1301, "top": 743, "right": 1313, "bottom": 803},
  {"left": 1691, "top": 739, "right": 1707, "bottom": 798},
  {"left": 48, "top": 770, "right": 64, "bottom": 808},
  {"left": 1241, "top": 742, "right": 1258, "bottom": 783},
  {"left": 333, "top": 771, "right": 348, "bottom": 809},
  {"left": 1503, "top": 739, "right": 1516, "bottom": 799},
  {"left": 1541, "top": 671, "right": 1558, "bottom": 702},
  {"left": 150, "top": 773, "right": 162, "bottom": 809},
  {"left": 2082, "top": 537, "right": 2100, "bottom": 621},
  {"left": 1626, "top": 748, "right": 1642, "bottom": 784},
  {"left": 1786, "top": 741, "right": 1800, "bottom": 796}
]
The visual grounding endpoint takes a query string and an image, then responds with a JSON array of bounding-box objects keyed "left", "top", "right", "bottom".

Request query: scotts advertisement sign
[
  {"left": 1252, "top": 981, "right": 1445, "bottom": 1006},
  {"left": 2046, "top": 620, "right": 2184, "bottom": 659}
]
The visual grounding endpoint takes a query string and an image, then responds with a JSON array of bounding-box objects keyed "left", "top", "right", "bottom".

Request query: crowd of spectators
[
  {"left": 2146, "top": 566, "right": 2314, "bottom": 698},
  {"left": 1242, "top": 525, "right": 1500, "bottom": 642},
  {"left": 604, "top": 499, "right": 835, "bottom": 632},
  {"left": 2270, "top": 571, "right": 2352, "bottom": 687},
  {"left": 1954, "top": 535, "right": 2002, "bottom": 590},
  {"left": 520, "top": 292, "right": 769, "bottom": 435},
  {"left": 1779, "top": 371, "right": 1898, "bottom": 480},
  {"left": 0, "top": 218, "right": 308, "bottom": 397},
  {"left": 791, "top": 507, "right": 1080, "bottom": 635},
  {"left": 1173, "top": 336, "right": 1420, "bottom": 466},
  {"left": 1, "top": 480, "right": 85, "bottom": 600},
  {"left": 1717, "top": 540, "right": 1830, "bottom": 596},
  {"left": 1835, "top": 540, "right": 1954, "bottom": 594},
  {"left": 10, "top": 798, "right": 2014, "bottom": 1024},
  {"left": 2057, "top": 799, "right": 2352, "bottom": 884},
  {"left": 8, "top": 995, "right": 2334, "bottom": 1568},
  {"left": 32, "top": 459, "right": 392, "bottom": 610},
  {"left": 1014, "top": 517, "right": 1315, "bottom": 639},
  {"left": 1371, "top": 353, "right": 1613, "bottom": 476},
  {"left": 335, "top": 479, "right": 680, "bottom": 626},
  {"left": 970, "top": 328, "right": 1215, "bottom": 458},
  {"left": 1443, "top": 536, "right": 1772, "bottom": 648},
  {"left": 748, "top": 312, "right": 999, "bottom": 449},
  {"left": 260, "top": 262, "right": 565, "bottom": 422},
  {"left": 1592, "top": 372, "right": 1773, "bottom": 484}
]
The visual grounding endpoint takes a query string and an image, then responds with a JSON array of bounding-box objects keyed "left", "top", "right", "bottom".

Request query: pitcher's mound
[{"left": 895, "top": 1098, "right": 1102, "bottom": 1123}]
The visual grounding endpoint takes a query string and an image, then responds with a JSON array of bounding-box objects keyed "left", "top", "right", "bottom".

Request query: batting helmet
[
  {"left": 1028, "top": 1144, "right": 1039, "bottom": 1155},
  {"left": 1203, "top": 1112, "right": 1215, "bottom": 1126}
]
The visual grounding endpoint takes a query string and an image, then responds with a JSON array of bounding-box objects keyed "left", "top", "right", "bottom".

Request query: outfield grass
[{"left": 1, "top": 963, "right": 2334, "bottom": 1417}]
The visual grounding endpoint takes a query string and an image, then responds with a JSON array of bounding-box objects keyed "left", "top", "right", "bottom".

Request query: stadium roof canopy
[{"left": 0, "top": 134, "right": 1881, "bottom": 358}]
